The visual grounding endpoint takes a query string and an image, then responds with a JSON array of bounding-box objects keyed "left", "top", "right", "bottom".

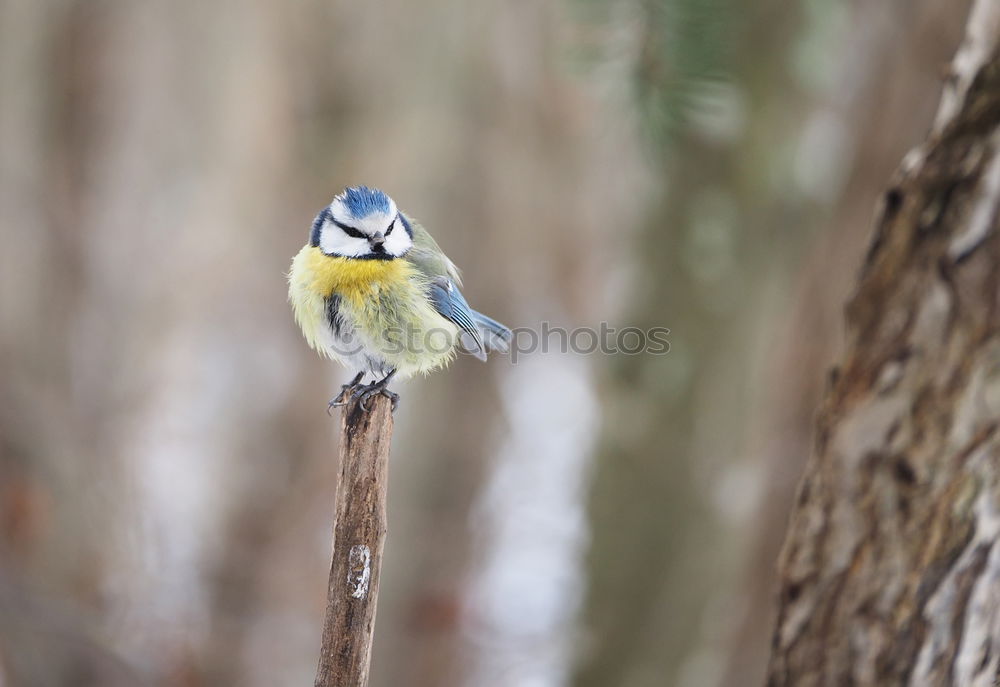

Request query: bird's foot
[
  {"left": 327, "top": 372, "right": 365, "bottom": 415},
  {"left": 352, "top": 371, "right": 399, "bottom": 412}
]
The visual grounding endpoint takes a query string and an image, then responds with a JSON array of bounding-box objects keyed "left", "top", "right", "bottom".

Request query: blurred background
[{"left": 0, "top": 0, "right": 972, "bottom": 685}]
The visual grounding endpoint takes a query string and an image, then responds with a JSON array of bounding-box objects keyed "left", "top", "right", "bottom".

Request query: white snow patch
[{"left": 348, "top": 545, "right": 372, "bottom": 599}]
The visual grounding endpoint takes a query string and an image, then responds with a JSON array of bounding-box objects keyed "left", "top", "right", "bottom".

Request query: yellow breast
[
  {"left": 296, "top": 245, "right": 414, "bottom": 303},
  {"left": 288, "top": 244, "right": 459, "bottom": 376}
]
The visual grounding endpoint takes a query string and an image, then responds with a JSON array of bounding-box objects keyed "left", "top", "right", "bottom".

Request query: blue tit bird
[{"left": 288, "top": 186, "right": 511, "bottom": 410}]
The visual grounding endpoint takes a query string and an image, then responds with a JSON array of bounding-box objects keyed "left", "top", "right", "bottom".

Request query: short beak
[{"left": 370, "top": 232, "right": 385, "bottom": 249}]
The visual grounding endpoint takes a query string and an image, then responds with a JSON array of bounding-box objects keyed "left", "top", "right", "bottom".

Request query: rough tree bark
[
  {"left": 767, "top": 2, "right": 1000, "bottom": 686},
  {"left": 723, "top": 3, "right": 970, "bottom": 684},
  {"left": 314, "top": 395, "right": 393, "bottom": 687}
]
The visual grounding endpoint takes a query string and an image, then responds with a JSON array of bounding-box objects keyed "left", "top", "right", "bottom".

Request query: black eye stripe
[
  {"left": 385, "top": 215, "right": 398, "bottom": 236},
  {"left": 332, "top": 218, "right": 366, "bottom": 239}
]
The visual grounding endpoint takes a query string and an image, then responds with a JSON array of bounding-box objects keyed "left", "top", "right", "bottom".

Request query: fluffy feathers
[{"left": 289, "top": 188, "right": 511, "bottom": 381}]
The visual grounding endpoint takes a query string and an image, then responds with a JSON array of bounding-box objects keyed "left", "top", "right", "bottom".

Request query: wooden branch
[{"left": 314, "top": 394, "right": 394, "bottom": 687}]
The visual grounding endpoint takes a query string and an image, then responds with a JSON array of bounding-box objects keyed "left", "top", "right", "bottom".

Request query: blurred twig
[{"left": 314, "top": 395, "right": 394, "bottom": 687}]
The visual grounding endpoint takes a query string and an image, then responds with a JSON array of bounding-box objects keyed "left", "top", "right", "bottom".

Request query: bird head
[{"left": 311, "top": 186, "right": 413, "bottom": 259}]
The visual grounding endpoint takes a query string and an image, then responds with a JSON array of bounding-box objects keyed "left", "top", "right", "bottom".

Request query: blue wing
[{"left": 428, "top": 277, "right": 488, "bottom": 361}]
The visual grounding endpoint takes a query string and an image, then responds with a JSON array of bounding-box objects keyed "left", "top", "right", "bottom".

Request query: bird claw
[
  {"left": 357, "top": 388, "right": 399, "bottom": 412},
  {"left": 351, "top": 371, "right": 399, "bottom": 412},
  {"left": 327, "top": 372, "right": 365, "bottom": 415},
  {"left": 353, "top": 385, "right": 400, "bottom": 413}
]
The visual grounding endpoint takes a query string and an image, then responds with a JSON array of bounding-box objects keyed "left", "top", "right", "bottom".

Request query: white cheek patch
[
  {"left": 383, "top": 222, "right": 412, "bottom": 257},
  {"left": 319, "top": 220, "right": 370, "bottom": 257}
]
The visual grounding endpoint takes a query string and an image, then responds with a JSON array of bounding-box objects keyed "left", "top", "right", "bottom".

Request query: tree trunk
[
  {"left": 767, "top": 2, "right": 1000, "bottom": 685},
  {"left": 723, "top": 2, "right": 970, "bottom": 683}
]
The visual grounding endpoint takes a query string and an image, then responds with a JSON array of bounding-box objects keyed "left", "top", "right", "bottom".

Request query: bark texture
[
  {"left": 723, "top": 3, "right": 970, "bottom": 683},
  {"left": 315, "top": 395, "right": 393, "bottom": 687},
  {"left": 768, "top": 2, "right": 1000, "bottom": 685}
]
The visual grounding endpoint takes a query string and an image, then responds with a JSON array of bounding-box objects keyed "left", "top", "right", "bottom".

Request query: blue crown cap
[{"left": 342, "top": 186, "right": 391, "bottom": 218}]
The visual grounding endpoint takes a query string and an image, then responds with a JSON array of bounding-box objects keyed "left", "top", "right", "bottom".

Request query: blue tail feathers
[{"left": 472, "top": 311, "right": 511, "bottom": 354}]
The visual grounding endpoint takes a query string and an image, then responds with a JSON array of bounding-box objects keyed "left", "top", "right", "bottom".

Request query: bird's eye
[
  {"left": 333, "top": 219, "right": 366, "bottom": 239},
  {"left": 385, "top": 218, "right": 396, "bottom": 236}
]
